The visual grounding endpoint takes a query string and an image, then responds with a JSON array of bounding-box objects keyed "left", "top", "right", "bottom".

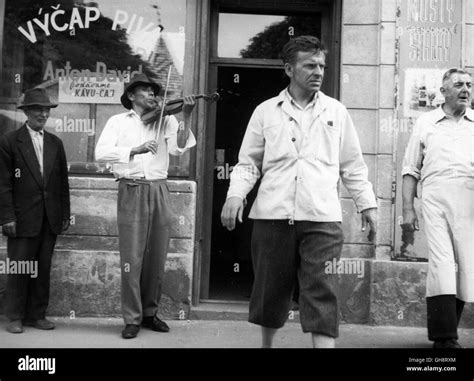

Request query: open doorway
[
  {"left": 198, "top": 0, "right": 341, "bottom": 302},
  {"left": 209, "top": 67, "right": 289, "bottom": 301}
]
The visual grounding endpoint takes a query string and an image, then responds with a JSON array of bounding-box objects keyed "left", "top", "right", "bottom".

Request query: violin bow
[{"left": 154, "top": 65, "right": 173, "bottom": 141}]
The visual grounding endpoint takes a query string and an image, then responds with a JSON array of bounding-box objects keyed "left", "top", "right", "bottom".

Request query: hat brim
[
  {"left": 17, "top": 102, "right": 58, "bottom": 109},
  {"left": 121, "top": 81, "right": 161, "bottom": 110}
]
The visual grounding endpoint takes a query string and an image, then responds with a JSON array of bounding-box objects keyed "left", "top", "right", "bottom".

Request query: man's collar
[
  {"left": 465, "top": 107, "right": 474, "bottom": 121},
  {"left": 26, "top": 124, "right": 44, "bottom": 135},
  {"left": 127, "top": 109, "right": 140, "bottom": 117},
  {"left": 434, "top": 105, "right": 474, "bottom": 123},
  {"left": 278, "top": 88, "right": 326, "bottom": 108},
  {"left": 431, "top": 107, "right": 447, "bottom": 123},
  {"left": 284, "top": 88, "right": 318, "bottom": 109}
]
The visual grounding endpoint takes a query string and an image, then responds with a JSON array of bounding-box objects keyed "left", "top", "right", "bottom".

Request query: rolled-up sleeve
[
  {"left": 95, "top": 116, "right": 132, "bottom": 163},
  {"left": 165, "top": 115, "right": 196, "bottom": 156},
  {"left": 401, "top": 122, "right": 424, "bottom": 180},
  {"left": 227, "top": 108, "right": 264, "bottom": 200},
  {"left": 339, "top": 109, "right": 377, "bottom": 212}
]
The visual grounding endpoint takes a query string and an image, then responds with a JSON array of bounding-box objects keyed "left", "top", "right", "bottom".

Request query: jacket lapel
[
  {"left": 42, "top": 131, "right": 58, "bottom": 187},
  {"left": 17, "top": 125, "right": 43, "bottom": 188}
]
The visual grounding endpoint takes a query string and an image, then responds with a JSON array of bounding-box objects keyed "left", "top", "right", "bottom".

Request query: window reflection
[
  {"left": 0, "top": 0, "right": 188, "bottom": 175},
  {"left": 217, "top": 13, "right": 322, "bottom": 59}
]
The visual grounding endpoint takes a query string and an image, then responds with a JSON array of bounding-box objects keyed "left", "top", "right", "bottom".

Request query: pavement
[{"left": 1, "top": 316, "right": 473, "bottom": 348}]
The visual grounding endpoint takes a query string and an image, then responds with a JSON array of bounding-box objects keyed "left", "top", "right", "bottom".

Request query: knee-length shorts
[{"left": 249, "top": 220, "right": 344, "bottom": 338}]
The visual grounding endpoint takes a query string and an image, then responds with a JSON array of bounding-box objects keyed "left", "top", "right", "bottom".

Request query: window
[
  {"left": 0, "top": 0, "right": 190, "bottom": 176},
  {"left": 217, "top": 12, "right": 322, "bottom": 60}
]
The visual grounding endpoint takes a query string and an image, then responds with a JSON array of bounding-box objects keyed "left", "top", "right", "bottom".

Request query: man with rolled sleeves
[
  {"left": 95, "top": 74, "right": 196, "bottom": 339},
  {"left": 402, "top": 68, "right": 473, "bottom": 348},
  {"left": 221, "top": 36, "right": 377, "bottom": 348},
  {"left": 0, "top": 88, "right": 70, "bottom": 334}
]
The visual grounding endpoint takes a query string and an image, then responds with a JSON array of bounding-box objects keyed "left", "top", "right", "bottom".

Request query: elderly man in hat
[
  {"left": 95, "top": 74, "right": 196, "bottom": 339},
  {"left": 402, "top": 68, "right": 473, "bottom": 348},
  {"left": 0, "top": 88, "right": 70, "bottom": 334}
]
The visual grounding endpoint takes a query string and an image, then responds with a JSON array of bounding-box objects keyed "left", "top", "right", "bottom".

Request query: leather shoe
[
  {"left": 6, "top": 320, "right": 23, "bottom": 334},
  {"left": 23, "top": 319, "right": 55, "bottom": 330},
  {"left": 142, "top": 316, "right": 169, "bottom": 332},
  {"left": 122, "top": 324, "right": 140, "bottom": 339},
  {"left": 433, "top": 339, "right": 462, "bottom": 349}
]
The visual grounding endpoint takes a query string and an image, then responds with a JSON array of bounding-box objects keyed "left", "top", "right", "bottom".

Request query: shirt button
[
  {"left": 294, "top": 176, "right": 297, "bottom": 181},
  {"left": 291, "top": 138, "right": 296, "bottom": 142},
  {"left": 289, "top": 117, "right": 294, "bottom": 122}
]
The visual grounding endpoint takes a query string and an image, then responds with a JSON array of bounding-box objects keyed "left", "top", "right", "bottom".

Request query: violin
[{"left": 141, "top": 92, "right": 220, "bottom": 125}]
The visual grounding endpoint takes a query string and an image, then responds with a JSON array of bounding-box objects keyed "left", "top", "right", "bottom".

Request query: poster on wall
[
  {"left": 402, "top": 68, "right": 446, "bottom": 117},
  {"left": 58, "top": 77, "right": 124, "bottom": 104},
  {"left": 397, "top": 0, "right": 462, "bottom": 118}
]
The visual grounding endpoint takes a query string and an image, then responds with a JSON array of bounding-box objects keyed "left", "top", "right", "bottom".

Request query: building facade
[{"left": 0, "top": 0, "right": 473, "bottom": 327}]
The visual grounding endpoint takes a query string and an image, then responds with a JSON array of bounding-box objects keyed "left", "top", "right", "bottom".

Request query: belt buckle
[{"left": 288, "top": 218, "right": 294, "bottom": 226}]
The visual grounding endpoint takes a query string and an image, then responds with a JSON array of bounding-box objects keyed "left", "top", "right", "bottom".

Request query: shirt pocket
[
  {"left": 262, "top": 123, "right": 291, "bottom": 159},
  {"left": 314, "top": 121, "right": 340, "bottom": 165}
]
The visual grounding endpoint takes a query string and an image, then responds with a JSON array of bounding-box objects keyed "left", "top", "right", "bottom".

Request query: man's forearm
[
  {"left": 402, "top": 174, "right": 418, "bottom": 209},
  {"left": 177, "top": 125, "right": 190, "bottom": 148},
  {"left": 130, "top": 147, "right": 139, "bottom": 157}
]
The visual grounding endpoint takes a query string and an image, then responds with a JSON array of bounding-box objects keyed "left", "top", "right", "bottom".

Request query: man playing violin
[{"left": 95, "top": 73, "right": 196, "bottom": 339}]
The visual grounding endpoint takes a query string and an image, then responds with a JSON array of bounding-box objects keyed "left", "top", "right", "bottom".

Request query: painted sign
[
  {"left": 398, "top": 0, "right": 462, "bottom": 118},
  {"left": 59, "top": 77, "right": 123, "bottom": 104}
]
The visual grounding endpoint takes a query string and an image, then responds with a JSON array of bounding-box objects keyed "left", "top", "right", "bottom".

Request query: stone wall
[
  {"left": 0, "top": 177, "right": 196, "bottom": 319},
  {"left": 336, "top": 0, "right": 397, "bottom": 324},
  {"left": 371, "top": 261, "right": 474, "bottom": 328},
  {"left": 340, "top": 0, "right": 396, "bottom": 261}
]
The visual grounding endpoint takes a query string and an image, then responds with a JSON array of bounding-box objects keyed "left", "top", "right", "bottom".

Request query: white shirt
[
  {"left": 285, "top": 89, "right": 317, "bottom": 152},
  {"left": 95, "top": 110, "right": 196, "bottom": 179},
  {"left": 26, "top": 124, "right": 44, "bottom": 176},
  {"left": 227, "top": 89, "right": 377, "bottom": 222},
  {"left": 402, "top": 106, "right": 474, "bottom": 187}
]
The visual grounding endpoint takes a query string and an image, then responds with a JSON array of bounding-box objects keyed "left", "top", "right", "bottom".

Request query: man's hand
[
  {"left": 361, "top": 208, "right": 377, "bottom": 242},
  {"left": 62, "top": 219, "right": 70, "bottom": 233},
  {"left": 131, "top": 140, "right": 158, "bottom": 156},
  {"left": 2, "top": 221, "right": 16, "bottom": 238},
  {"left": 401, "top": 207, "right": 419, "bottom": 232},
  {"left": 221, "top": 197, "right": 245, "bottom": 231},
  {"left": 182, "top": 95, "right": 196, "bottom": 115}
]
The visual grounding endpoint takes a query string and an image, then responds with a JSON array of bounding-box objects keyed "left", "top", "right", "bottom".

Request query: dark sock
[
  {"left": 426, "top": 295, "right": 458, "bottom": 341},
  {"left": 456, "top": 298, "right": 465, "bottom": 326}
]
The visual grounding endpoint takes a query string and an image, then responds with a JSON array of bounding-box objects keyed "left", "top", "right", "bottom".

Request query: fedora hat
[
  {"left": 17, "top": 88, "right": 58, "bottom": 109},
  {"left": 120, "top": 73, "right": 161, "bottom": 110}
]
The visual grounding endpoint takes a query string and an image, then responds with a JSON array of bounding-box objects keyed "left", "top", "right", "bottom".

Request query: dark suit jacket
[{"left": 0, "top": 125, "right": 70, "bottom": 237}]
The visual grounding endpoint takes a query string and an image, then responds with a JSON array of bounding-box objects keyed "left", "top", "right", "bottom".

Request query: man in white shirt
[
  {"left": 95, "top": 74, "right": 196, "bottom": 339},
  {"left": 402, "top": 68, "right": 473, "bottom": 348},
  {"left": 221, "top": 36, "right": 377, "bottom": 348}
]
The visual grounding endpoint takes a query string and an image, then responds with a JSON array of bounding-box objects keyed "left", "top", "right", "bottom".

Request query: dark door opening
[
  {"left": 198, "top": 0, "right": 340, "bottom": 303},
  {"left": 209, "top": 66, "right": 288, "bottom": 301}
]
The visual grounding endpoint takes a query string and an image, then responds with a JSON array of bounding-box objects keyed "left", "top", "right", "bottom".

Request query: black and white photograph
[{"left": 0, "top": 0, "right": 473, "bottom": 379}]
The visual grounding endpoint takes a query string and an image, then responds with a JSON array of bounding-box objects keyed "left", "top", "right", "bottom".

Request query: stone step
[{"left": 189, "top": 301, "right": 301, "bottom": 323}]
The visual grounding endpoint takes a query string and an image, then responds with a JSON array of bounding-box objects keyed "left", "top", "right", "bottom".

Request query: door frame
[{"left": 193, "top": 0, "right": 342, "bottom": 304}]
